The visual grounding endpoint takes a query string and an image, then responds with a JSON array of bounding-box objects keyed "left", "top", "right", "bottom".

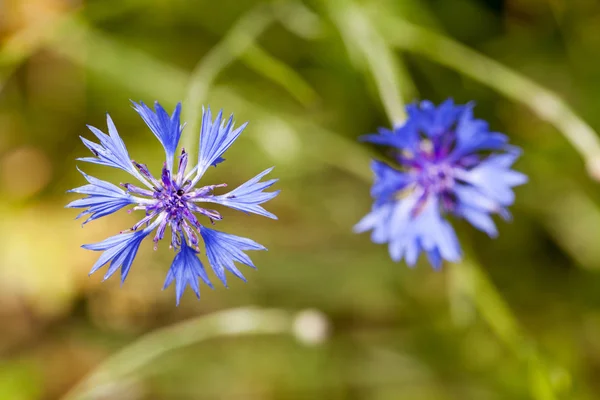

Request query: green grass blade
[
  {"left": 325, "top": 0, "right": 411, "bottom": 124},
  {"left": 242, "top": 44, "right": 318, "bottom": 106}
]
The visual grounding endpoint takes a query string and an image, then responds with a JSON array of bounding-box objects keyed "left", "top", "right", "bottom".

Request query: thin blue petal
[
  {"left": 132, "top": 101, "right": 183, "bottom": 170},
  {"left": 370, "top": 160, "right": 413, "bottom": 204},
  {"left": 458, "top": 206, "right": 499, "bottom": 237},
  {"left": 66, "top": 168, "right": 135, "bottom": 224},
  {"left": 80, "top": 115, "right": 137, "bottom": 176},
  {"left": 354, "top": 203, "right": 393, "bottom": 242},
  {"left": 196, "top": 107, "right": 248, "bottom": 179},
  {"left": 83, "top": 228, "right": 151, "bottom": 283},
  {"left": 360, "top": 125, "right": 419, "bottom": 151},
  {"left": 212, "top": 156, "right": 226, "bottom": 167},
  {"left": 460, "top": 154, "right": 527, "bottom": 205},
  {"left": 200, "top": 226, "right": 265, "bottom": 287},
  {"left": 426, "top": 249, "right": 443, "bottom": 270},
  {"left": 163, "top": 244, "right": 213, "bottom": 306},
  {"left": 449, "top": 104, "right": 508, "bottom": 159},
  {"left": 203, "top": 167, "right": 279, "bottom": 219},
  {"left": 407, "top": 98, "right": 465, "bottom": 137},
  {"left": 388, "top": 197, "right": 461, "bottom": 265}
]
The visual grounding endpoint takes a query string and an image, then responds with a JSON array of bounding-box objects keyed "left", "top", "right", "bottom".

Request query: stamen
[
  {"left": 181, "top": 180, "right": 193, "bottom": 192},
  {"left": 121, "top": 182, "right": 154, "bottom": 197},
  {"left": 126, "top": 154, "right": 230, "bottom": 253},
  {"left": 411, "top": 191, "right": 429, "bottom": 218},
  {"left": 187, "top": 183, "right": 227, "bottom": 199},
  {"left": 131, "top": 211, "right": 159, "bottom": 231},
  {"left": 133, "top": 161, "right": 161, "bottom": 187},
  {"left": 161, "top": 162, "right": 174, "bottom": 190},
  {"left": 150, "top": 218, "right": 168, "bottom": 251},
  {"left": 182, "top": 164, "right": 198, "bottom": 183},
  {"left": 170, "top": 221, "right": 180, "bottom": 249},
  {"left": 175, "top": 149, "right": 188, "bottom": 186},
  {"left": 188, "top": 203, "right": 222, "bottom": 221},
  {"left": 181, "top": 220, "right": 199, "bottom": 247},
  {"left": 182, "top": 208, "right": 201, "bottom": 229}
]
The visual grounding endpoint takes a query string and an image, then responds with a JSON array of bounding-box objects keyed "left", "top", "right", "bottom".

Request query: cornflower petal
[
  {"left": 66, "top": 168, "right": 137, "bottom": 224},
  {"left": 195, "top": 107, "right": 248, "bottom": 180},
  {"left": 406, "top": 98, "right": 465, "bottom": 137},
  {"left": 200, "top": 226, "right": 265, "bottom": 286},
  {"left": 354, "top": 203, "right": 396, "bottom": 244},
  {"left": 83, "top": 223, "right": 156, "bottom": 283},
  {"left": 78, "top": 114, "right": 153, "bottom": 188},
  {"left": 198, "top": 167, "right": 279, "bottom": 219},
  {"left": 369, "top": 161, "right": 413, "bottom": 205},
  {"left": 163, "top": 243, "right": 214, "bottom": 305},
  {"left": 360, "top": 125, "right": 419, "bottom": 151},
  {"left": 450, "top": 110, "right": 508, "bottom": 159},
  {"left": 132, "top": 101, "right": 183, "bottom": 171},
  {"left": 79, "top": 115, "right": 135, "bottom": 175},
  {"left": 460, "top": 153, "right": 528, "bottom": 205}
]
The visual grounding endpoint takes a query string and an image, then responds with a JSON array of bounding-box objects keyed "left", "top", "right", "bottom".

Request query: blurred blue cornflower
[
  {"left": 354, "top": 99, "right": 527, "bottom": 269},
  {"left": 67, "top": 102, "right": 279, "bottom": 304}
]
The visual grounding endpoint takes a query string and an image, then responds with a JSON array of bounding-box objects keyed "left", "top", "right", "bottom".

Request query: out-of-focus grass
[
  {"left": 2, "top": 0, "right": 600, "bottom": 399},
  {"left": 61, "top": 307, "right": 306, "bottom": 400}
]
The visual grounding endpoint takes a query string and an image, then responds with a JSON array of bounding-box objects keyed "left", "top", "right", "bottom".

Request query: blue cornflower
[
  {"left": 67, "top": 101, "right": 279, "bottom": 305},
  {"left": 354, "top": 99, "right": 527, "bottom": 269}
]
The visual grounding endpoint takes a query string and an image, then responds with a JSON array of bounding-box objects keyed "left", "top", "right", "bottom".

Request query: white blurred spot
[{"left": 293, "top": 309, "right": 329, "bottom": 345}]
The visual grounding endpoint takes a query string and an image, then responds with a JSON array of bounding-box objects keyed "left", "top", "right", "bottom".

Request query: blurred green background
[{"left": 2, "top": 0, "right": 600, "bottom": 399}]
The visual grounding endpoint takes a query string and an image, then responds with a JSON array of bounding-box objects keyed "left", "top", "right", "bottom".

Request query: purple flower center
[
  {"left": 122, "top": 149, "right": 225, "bottom": 250},
  {"left": 158, "top": 185, "right": 187, "bottom": 218},
  {"left": 420, "top": 163, "right": 454, "bottom": 193},
  {"left": 398, "top": 134, "right": 462, "bottom": 215}
]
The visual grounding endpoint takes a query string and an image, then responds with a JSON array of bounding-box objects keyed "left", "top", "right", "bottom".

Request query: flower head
[
  {"left": 354, "top": 99, "right": 527, "bottom": 269},
  {"left": 68, "top": 101, "right": 279, "bottom": 304}
]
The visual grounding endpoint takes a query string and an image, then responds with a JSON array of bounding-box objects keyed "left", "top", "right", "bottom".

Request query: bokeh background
[{"left": 2, "top": 0, "right": 600, "bottom": 399}]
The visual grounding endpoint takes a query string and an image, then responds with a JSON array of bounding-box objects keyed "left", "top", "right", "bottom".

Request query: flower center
[
  {"left": 419, "top": 162, "right": 454, "bottom": 194},
  {"left": 158, "top": 184, "right": 188, "bottom": 218},
  {"left": 122, "top": 149, "right": 226, "bottom": 251}
]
